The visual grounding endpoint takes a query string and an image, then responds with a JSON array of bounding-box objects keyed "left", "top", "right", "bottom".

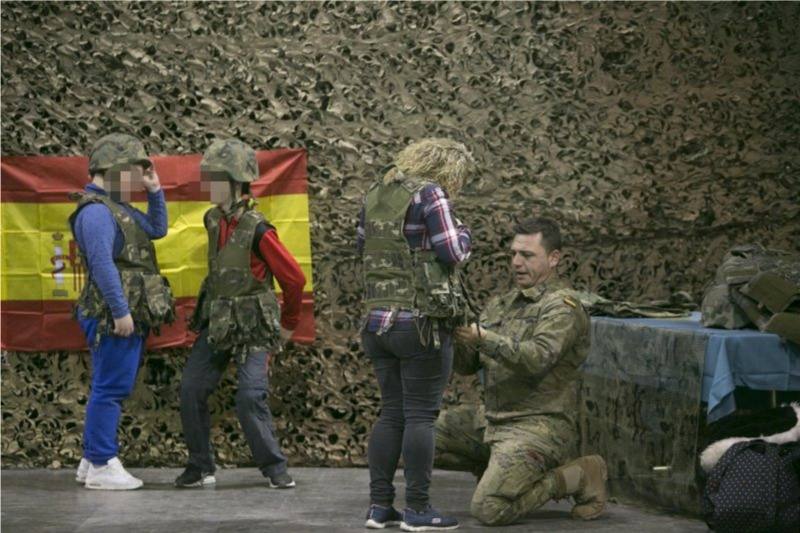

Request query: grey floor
[{"left": 1, "top": 467, "right": 707, "bottom": 532}]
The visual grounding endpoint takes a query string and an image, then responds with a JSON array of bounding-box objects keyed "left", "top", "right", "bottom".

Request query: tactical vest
[
  {"left": 190, "top": 207, "right": 281, "bottom": 356},
  {"left": 701, "top": 244, "right": 800, "bottom": 344},
  {"left": 362, "top": 173, "right": 467, "bottom": 324},
  {"left": 69, "top": 192, "right": 176, "bottom": 342}
]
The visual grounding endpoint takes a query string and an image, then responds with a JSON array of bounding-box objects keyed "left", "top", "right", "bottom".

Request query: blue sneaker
[
  {"left": 400, "top": 506, "right": 459, "bottom": 531},
  {"left": 365, "top": 504, "right": 403, "bottom": 529}
]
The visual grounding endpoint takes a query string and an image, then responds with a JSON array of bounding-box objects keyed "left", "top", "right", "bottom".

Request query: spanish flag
[{"left": 0, "top": 149, "right": 314, "bottom": 351}]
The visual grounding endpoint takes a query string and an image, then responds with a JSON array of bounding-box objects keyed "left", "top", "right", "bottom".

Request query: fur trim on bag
[{"left": 700, "top": 403, "right": 800, "bottom": 472}]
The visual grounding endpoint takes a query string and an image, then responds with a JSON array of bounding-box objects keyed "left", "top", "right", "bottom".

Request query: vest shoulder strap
[
  {"left": 205, "top": 207, "right": 223, "bottom": 258},
  {"left": 70, "top": 192, "right": 134, "bottom": 236},
  {"left": 69, "top": 192, "right": 108, "bottom": 223},
  {"left": 205, "top": 206, "right": 223, "bottom": 228},
  {"left": 252, "top": 220, "right": 276, "bottom": 263},
  {"left": 236, "top": 209, "right": 263, "bottom": 240}
]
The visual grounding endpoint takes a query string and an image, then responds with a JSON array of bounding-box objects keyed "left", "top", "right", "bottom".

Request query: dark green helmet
[
  {"left": 88, "top": 133, "right": 150, "bottom": 175},
  {"left": 200, "top": 139, "right": 259, "bottom": 183}
]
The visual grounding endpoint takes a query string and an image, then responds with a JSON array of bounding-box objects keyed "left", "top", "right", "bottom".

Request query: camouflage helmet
[
  {"left": 200, "top": 139, "right": 259, "bottom": 183},
  {"left": 88, "top": 133, "right": 150, "bottom": 175}
]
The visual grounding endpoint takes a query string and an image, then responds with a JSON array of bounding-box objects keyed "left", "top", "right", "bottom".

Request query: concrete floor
[{"left": 1, "top": 467, "right": 708, "bottom": 532}]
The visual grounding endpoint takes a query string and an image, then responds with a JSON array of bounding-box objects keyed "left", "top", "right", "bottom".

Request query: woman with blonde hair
[{"left": 357, "top": 138, "right": 475, "bottom": 531}]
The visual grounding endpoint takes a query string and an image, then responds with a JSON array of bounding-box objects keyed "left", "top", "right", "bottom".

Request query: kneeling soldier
[
  {"left": 435, "top": 217, "right": 608, "bottom": 525},
  {"left": 176, "top": 139, "right": 305, "bottom": 489}
]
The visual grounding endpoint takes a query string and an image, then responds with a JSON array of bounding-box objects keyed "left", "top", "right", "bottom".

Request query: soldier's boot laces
[{"left": 553, "top": 454, "right": 608, "bottom": 520}]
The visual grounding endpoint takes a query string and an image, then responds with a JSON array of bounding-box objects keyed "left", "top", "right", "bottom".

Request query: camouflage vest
[
  {"left": 69, "top": 192, "right": 176, "bottom": 341},
  {"left": 701, "top": 244, "right": 800, "bottom": 344},
  {"left": 362, "top": 173, "right": 467, "bottom": 323},
  {"left": 191, "top": 207, "right": 281, "bottom": 356}
]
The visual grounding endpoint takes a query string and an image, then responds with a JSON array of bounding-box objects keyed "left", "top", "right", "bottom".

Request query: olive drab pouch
[
  {"left": 206, "top": 294, "right": 280, "bottom": 356},
  {"left": 119, "top": 271, "right": 176, "bottom": 332},
  {"left": 740, "top": 272, "right": 800, "bottom": 315},
  {"left": 702, "top": 244, "right": 800, "bottom": 343},
  {"left": 207, "top": 298, "right": 235, "bottom": 350},
  {"left": 414, "top": 254, "right": 468, "bottom": 322},
  {"left": 734, "top": 272, "right": 800, "bottom": 344},
  {"left": 235, "top": 295, "right": 261, "bottom": 332},
  {"left": 120, "top": 270, "right": 145, "bottom": 312},
  {"left": 257, "top": 291, "right": 282, "bottom": 336},
  {"left": 74, "top": 270, "right": 175, "bottom": 345},
  {"left": 142, "top": 273, "right": 176, "bottom": 330}
]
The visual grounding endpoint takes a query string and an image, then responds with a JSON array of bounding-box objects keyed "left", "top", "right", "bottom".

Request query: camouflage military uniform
[{"left": 435, "top": 276, "right": 590, "bottom": 525}]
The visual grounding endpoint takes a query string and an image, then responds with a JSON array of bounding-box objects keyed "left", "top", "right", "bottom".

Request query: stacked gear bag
[{"left": 701, "top": 244, "right": 800, "bottom": 344}]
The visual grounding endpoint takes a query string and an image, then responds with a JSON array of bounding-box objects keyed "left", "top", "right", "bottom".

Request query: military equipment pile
[
  {"left": 2, "top": 2, "right": 798, "bottom": 467},
  {"left": 702, "top": 244, "right": 800, "bottom": 343}
]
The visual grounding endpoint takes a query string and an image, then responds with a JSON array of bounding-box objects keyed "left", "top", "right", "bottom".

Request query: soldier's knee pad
[{"left": 470, "top": 494, "right": 513, "bottom": 526}]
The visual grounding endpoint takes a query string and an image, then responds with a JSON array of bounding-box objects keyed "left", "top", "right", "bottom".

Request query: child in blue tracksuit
[{"left": 70, "top": 133, "right": 173, "bottom": 490}]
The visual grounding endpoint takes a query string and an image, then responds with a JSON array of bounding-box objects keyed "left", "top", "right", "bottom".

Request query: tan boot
[{"left": 552, "top": 455, "right": 608, "bottom": 520}]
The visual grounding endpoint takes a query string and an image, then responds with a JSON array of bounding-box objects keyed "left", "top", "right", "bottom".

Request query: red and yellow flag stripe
[{"left": 0, "top": 149, "right": 314, "bottom": 351}]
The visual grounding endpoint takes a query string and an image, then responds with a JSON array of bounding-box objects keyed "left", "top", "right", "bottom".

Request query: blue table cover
[{"left": 592, "top": 312, "right": 800, "bottom": 422}]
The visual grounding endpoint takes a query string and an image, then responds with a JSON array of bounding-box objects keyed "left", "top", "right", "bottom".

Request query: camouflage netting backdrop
[{"left": 2, "top": 1, "right": 799, "bottom": 468}]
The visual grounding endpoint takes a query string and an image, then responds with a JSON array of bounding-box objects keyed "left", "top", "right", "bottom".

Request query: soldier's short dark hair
[{"left": 513, "top": 217, "right": 562, "bottom": 252}]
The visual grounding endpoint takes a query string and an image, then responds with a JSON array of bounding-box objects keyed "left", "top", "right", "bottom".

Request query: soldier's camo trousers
[{"left": 435, "top": 404, "right": 577, "bottom": 525}]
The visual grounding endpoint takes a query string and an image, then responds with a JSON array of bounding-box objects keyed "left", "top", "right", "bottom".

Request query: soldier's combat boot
[{"left": 553, "top": 455, "right": 608, "bottom": 520}]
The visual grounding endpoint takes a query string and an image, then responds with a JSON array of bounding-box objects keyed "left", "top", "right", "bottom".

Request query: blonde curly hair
[{"left": 387, "top": 138, "right": 475, "bottom": 196}]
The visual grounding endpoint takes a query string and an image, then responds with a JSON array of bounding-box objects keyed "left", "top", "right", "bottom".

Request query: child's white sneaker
[
  {"left": 75, "top": 458, "right": 90, "bottom": 484},
  {"left": 85, "top": 457, "right": 143, "bottom": 490}
]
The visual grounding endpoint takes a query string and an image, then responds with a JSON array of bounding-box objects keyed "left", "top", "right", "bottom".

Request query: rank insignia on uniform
[{"left": 563, "top": 296, "right": 577, "bottom": 308}]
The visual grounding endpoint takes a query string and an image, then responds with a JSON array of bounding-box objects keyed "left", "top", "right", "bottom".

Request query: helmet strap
[
  {"left": 219, "top": 182, "right": 254, "bottom": 218},
  {"left": 230, "top": 180, "right": 242, "bottom": 202}
]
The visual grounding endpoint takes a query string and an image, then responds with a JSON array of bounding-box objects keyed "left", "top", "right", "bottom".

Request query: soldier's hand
[
  {"left": 454, "top": 323, "right": 484, "bottom": 345},
  {"left": 113, "top": 314, "right": 135, "bottom": 337},
  {"left": 279, "top": 327, "right": 294, "bottom": 343},
  {"left": 142, "top": 163, "right": 161, "bottom": 193}
]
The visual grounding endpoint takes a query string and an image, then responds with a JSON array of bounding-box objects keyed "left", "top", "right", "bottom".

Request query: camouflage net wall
[{"left": 2, "top": 1, "right": 799, "bottom": 468}]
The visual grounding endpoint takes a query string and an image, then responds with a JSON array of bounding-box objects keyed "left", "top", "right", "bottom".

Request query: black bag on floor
[{"left": 703, "top": 440, "right": 800, "bottom": 532}]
